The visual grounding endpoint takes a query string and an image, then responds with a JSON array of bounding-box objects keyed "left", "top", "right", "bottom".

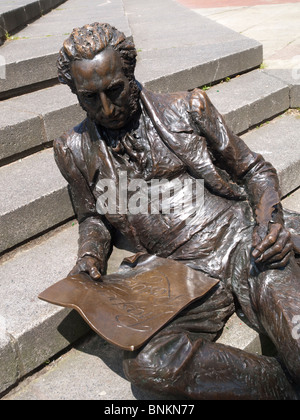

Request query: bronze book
[{"left": 39, "top": 254, "right": 219, "bottom": 351}]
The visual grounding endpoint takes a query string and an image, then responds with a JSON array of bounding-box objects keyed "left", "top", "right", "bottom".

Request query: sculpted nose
[{"left": 100, "top": 92, "right": 114, "bottom": 117}]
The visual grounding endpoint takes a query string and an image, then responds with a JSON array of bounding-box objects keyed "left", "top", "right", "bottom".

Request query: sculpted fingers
[
  {"left": 68, "top": 264, "right": 81, "bottom": 276},
  {"left": 256, "top": 228, "right": 291, "bottom": 262},
  {"left": 252, "top": 223, "right": 281, "bottom": 261},
  {"left": 267, "top": 251, "right": 293, "bottom": 269},
  {"left": 89, "top": 265, "right": 102, "bottom": 280},
  {"left": 252, "top": 223, "right": 293, "bottom": 268},
  {"left": 264, "top": 240, "right": 293, "bottom": 264},
  {"left": 68, "top": 256, "right": 102, "bottom": 280}
]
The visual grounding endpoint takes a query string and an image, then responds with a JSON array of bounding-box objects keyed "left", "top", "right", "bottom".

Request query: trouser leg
[
  {"left": 123, "top": 327, "right": 297, "bottom": 400},
  {"left": 123, "top": 283, "right": 298, "bottom": 400},
  {"left": 249, "top": 256, "right": 300, "bottom": 384}
]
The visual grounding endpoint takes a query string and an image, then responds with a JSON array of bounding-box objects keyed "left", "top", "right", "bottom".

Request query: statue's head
[{"left": 57, "top": 23, "right": 139, "bottom": 129}]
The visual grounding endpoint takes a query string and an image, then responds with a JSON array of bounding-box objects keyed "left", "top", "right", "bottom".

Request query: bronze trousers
[{"left": 123, "top": 257, "right": 300, "bottom": 400}]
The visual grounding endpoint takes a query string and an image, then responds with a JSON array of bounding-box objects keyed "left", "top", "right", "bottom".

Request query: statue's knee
[
  {"left": 284, "top": 351, "right": 300, "bottom": 386},
  {"left": 122, "top": 348, "right": 161, "bottom": 387},
  {"left": 123, "top": 330, "right": 194, "bottom": 386},
  {"left": 123, "top": 350, "right": 142, "bottom": 384}
]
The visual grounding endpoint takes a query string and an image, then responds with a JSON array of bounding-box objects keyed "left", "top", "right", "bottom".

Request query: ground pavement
[{"left": 178, "top": 0, "right": 300, "bottom": 70}]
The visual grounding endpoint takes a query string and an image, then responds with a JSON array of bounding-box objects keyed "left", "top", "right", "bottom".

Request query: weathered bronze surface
[
  {"left": 41, "top": 22, "right": 300, "bottom": 399},
  {"left": 39, "top": 254, "right": 219, "bottom": 351}
]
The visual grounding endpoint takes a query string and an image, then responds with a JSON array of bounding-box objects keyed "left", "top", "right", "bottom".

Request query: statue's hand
[
  {"left": 252, "top": 223, "right": 293, "bottom": 269},
  {"left": 69, "top": 256, "right": 102, "bottom": 280}
]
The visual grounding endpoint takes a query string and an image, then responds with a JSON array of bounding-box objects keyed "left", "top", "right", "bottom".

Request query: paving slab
[
  {"left": 190, "top": 2, "right": 300, "bottom": 71},
  {"left": 0, "top": 0, "right": 299, "bottom": 400},
  {"left": 1, "top": 111, "right": 299, "bottom": 396}
]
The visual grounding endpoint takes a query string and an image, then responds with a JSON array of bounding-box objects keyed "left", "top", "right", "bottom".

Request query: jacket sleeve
[
  {"left": 53, "top": 133, "right": 113, "bottom": 271},
  {"left": 188, "top": 89, "right": 284, "bottom": 237}
]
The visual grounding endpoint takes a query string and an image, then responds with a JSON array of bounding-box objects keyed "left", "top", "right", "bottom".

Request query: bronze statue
[{"left": 52, "top": 23, "right": 300, "bottom": 399}]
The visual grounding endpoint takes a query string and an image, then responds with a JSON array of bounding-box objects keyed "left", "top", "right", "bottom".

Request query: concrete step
[
  {"left": 0, "top": 219, "right": 134, "bottom": 394},
  {"left": 0, "top": 0, "right": 131, "bottom": 98},
  {"left": 0, "top": 0, "right": 262, "bottom": 98},
  {"left": 241, "top": 110, "right": 300, "bottom": 197},
  {"left": 0, "top": 84, "right": 85, "bottom": 164},
  {"left": 0, "top": 315, "right": 276, "bottom": 400},
  {"left": 1, "top": 188, "right": 299, "bottom": 400},
  {"left": 0, "top": 0, "right": 67, "bottom": 41},
  {"left": 124, "top": 0, "right": 263, "bottom": 93},
  {"left": 0, "top": 148, "right": 73, "bottom": 254},
  {"left": 206, "top": 68, "right": 291, "bottom": 134},
  {"left": 1, "top": 81, "right": 299, "bottom": 255},
  {"left": 1, "top": 68, "right": 294, "bottom": 165},
  {"left": 264, "top": 69, "right": 300, "bottom": 109}
]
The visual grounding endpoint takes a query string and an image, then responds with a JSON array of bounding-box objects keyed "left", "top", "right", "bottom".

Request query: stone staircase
[
  {"left": 0, "top": 0, "right": 67, "bottom": 43},
  {"left": 1, "top": 0, "right": 300, "bottom": 398}
]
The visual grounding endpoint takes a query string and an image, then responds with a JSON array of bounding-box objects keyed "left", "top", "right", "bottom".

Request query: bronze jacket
[{"left": 53, "top": 87, "right": 284, "bottom": 271}]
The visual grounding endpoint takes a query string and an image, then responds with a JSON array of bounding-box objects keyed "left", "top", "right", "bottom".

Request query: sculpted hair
[{"left": 57, "top": 22, "right": 137, "bottom": 93}]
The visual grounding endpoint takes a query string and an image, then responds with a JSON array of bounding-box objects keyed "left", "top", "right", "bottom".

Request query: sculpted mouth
[
  {"left": 108, "top": 115, "right": 124, "bottom": 123},
  {"left": 97, "top": 111, "right": 124, "bottom": 122},
  {"left": 111, "top": 114, "right": 123, "bottom": 121},
  {"left": 97, "top": 116, "right": 127, "bottom": 129},
  {"left": 94, "top": 109, "right": 131, "bottom": 128}
]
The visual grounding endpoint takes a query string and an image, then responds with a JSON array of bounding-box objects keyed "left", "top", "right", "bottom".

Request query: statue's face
[{"left": 71, "top": 47, "right": 133, "bottom": 129}]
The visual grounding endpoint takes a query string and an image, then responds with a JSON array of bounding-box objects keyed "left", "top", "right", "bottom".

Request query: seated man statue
[{"left": 54, "top": 22, "right": 300, "bottom": 399}]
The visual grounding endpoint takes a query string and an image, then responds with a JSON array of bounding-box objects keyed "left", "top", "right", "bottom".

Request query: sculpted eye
[
  {"left": 106, "top": 83, "right": 124, "bottom": 100},
  {"left": 82, "top": 92, "right": 97, "bottom": 102}
]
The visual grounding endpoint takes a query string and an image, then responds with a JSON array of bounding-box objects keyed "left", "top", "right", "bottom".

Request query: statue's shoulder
[
  {"left": 140, "top": 87, "right": 208, "bottom": 132},
  {"left": 53, "top": 118, "right": 89, "bottom": 155},
  {"left": 141, "top": 87, "right": 208, "bottom": 116},
  {"left": 141, "top": 87, "right": 189, "bottom": 105},
  {"left": 185, "top": 88, "right": 210, "bottom": 115}
]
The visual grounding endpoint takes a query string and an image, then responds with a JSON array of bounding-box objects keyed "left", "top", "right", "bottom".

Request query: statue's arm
[
  {"left": 53, "top": 135, "right": 113, "bottom": 278},
  {"left": 189, "top": 89, "right": 293, "bottom": 269}
]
